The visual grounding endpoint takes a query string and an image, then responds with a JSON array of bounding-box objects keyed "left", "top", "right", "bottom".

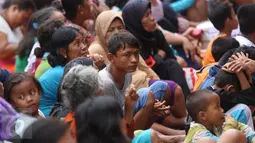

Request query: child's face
[
  {"left": 201, "top": 93, "right": 225, "bottom": 128},
  {"left": 10, "top": 79, "right": 40, "bottom": 115}
]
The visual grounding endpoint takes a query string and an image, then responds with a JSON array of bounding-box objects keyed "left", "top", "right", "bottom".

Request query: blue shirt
[
  {"left": 170, "top": 0, "right": 195, "bottom": 12},
  {"left": 39, "top": 66, "right": 64, "bottom": 117}
]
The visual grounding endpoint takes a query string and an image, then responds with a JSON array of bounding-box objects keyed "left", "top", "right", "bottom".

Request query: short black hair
[
  {"left": 61, "top": 0, "right": 84, "bottom": 20},
  {"left": 4, "top": 72, "right": 43, "bottom": 103},
  {"left": 105, "top": 0, "right": 128, "bottom": 9},
  {"left": 108, "top": 30, "right": 140, "bottom": 55},
  {"left": 218, "top": 48, "right": 236, "bottom": 66},
  {"left": 2, "top": 0, "right": 36, "bottom": 11},
  {"left": 237, "top": 4, "right": 255, "bottom": 35},
  {"left": 21, "top": 119, "right": 69, "bottom": 143},
  {"left": 186, "top": 90, "right": 216, "bottom": 121},
  {"left": 214, "top": 69, "right": 240, "bottom": 90},
  {"left": 233, "top": 45, "right": 255, "bottom": 60},
  {"left": 212, "top": 37, "right": 240, "bottom": 62},
  {"left": 208, "top": 1, "right": 232, "bottom": 31},
  {"left": 36, "top": 19, "right": 64, "bottom": 58}
]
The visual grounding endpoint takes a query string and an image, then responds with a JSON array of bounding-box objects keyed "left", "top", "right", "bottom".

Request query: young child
[
  {"left": 4, "top": 72, "right": 44, "bottom": 118},
  {"left": 185, "top": 89, "right": 255, "bottom": 143},
  {"left": 203, "top": 0, "right": 238, "bottom": 66}
]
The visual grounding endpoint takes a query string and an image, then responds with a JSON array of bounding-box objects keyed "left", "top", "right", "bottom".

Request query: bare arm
[
  {"left": 0, "top": 32, "right": 18, "bottom": 59},
  {"left": 236, "top": 71, "right": 250, "bottom": 90}
]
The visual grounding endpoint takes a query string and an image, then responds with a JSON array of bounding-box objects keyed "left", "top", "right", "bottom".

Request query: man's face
[{"left": 111, "top": 45, "right": 139, "bottom": 73}]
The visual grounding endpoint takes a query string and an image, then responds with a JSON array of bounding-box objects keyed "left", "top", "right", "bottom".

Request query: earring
[{"left": 64, "top": 55, "right": 67, "bottom": 58}]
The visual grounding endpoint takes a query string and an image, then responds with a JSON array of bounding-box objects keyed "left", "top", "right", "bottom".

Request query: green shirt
[
  {"left": 35, "top": 58, "right": 51, "bottom": 79},
  {"left": 15, "top": 56, "right": 28, "bottom": 72}
]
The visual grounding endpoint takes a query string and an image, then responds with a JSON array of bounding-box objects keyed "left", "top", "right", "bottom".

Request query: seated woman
[
  {"left": 17, "top": 7, "right": 65, "bottom": 73},
  {"left": 0, "top": 0, "right": 35, "bottom": 72},
  {"left": 39, "top": 27, "right": 91, "bottom": 117},
  {"left": 59, "top": 65, "right": 104, "bottom": 138},
  {"left": 122, "top": 0, "right": 190, "bottom": 97}
]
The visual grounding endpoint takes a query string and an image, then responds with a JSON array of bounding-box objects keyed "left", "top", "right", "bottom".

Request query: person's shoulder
[
  {"left": 185, "top": 122, "right": 210, "bottom": 143},
  {"left": 99, "top": 68, "right": 112, "bottom": 81},
  {"left": 39, "top": 66, "right": 64, "bottom": 81}
]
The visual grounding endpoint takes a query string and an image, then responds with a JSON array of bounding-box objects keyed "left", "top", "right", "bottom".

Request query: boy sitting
[
  {"left": 203, "top": 0, "right": 238, "bottom": 66},
  {"left": 185, "top": 89, "right": 255, "bottom": 143}
]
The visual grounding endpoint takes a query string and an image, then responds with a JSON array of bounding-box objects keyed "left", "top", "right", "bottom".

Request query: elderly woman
[{"left": 59, "top": 65, "right": 102, "bottom": 138}]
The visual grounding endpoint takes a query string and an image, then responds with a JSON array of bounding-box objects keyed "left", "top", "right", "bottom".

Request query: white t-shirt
[
  {"left": 151, "top": 0, "right": 164, "bottom": 22},
  {"left": 25, "top": 41, "right": 40, "bottom": 72},
  {"left": 0, "top": 15, "right": 23, "bottom": 44},
  {"left": 99, "top": 66, "right": 132, "bottom": 106},
  {"left": 235, "top": 35, "right": 255, "bottom": 47}
]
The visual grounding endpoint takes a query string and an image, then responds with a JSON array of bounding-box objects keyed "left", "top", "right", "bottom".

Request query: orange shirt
[
  {"left": 64, "top": 112, "right": 76, "bottom": 139},
  {"left": 203, "top": 34, "right": 227, "bottom": 66}
]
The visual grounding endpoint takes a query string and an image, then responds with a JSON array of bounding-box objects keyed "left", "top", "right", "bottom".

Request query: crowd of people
[{"left": 0, "top": 0, "right": 255, "bottom": 143}]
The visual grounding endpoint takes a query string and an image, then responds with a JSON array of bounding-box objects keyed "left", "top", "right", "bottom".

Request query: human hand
[
  {"left": 183, "top": 39, "right": 196, "bottom": 61},
  {"left": 88, "top": 54, "right": 105, "bottom": 69},
  {"left": 152, "top": 100, "right": 170, "bottom": 118},
  {"left": 158, "top": 49, "right": 166, "bottom": 59},
  {"left": 223, "top": 114, "right": 238, "bottom": 131},
  {"left": 125, "top": 84, "right": 139, "bottom": 110},
  {"left": 229, "top": 52, "right": 249, "bottom": 62}
]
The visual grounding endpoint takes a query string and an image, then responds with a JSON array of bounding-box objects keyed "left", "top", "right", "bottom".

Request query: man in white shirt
[{"left": 235, "top": 4, "right": 255, "bottom": 47}]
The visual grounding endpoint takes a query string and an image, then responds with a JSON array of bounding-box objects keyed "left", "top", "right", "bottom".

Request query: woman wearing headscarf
[{"left": 122, "top": 0, "right": 190, "bottom": 97}]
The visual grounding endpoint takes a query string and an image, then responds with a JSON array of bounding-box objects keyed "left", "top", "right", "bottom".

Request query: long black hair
[
  {"left": 21, "top": 119, "right": 70, "bottom": 143},
  {"left": 18, "top": 7, "right": 61, "bottom": 58},
  {"left": 75, "top": 96, "right": 130, "bottom": 143},
  {"left": 47, "top": 27, "right": 79, "bottom": 67}
]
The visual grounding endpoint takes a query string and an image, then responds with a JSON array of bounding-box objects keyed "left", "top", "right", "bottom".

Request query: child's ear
[{"left": 198, "top": 111, "right": 207, "bottom": 121}]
